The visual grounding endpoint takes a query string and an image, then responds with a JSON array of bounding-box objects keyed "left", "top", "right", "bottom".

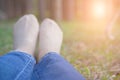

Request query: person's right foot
[
  {"left": 39, "top": 18, "right": 63, "bottom": 59},
  {"left": 13, "top": 14, "right": 39, "bottom": 55}
]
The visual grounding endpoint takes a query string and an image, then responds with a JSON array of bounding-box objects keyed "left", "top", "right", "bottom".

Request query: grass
[
  {"left": 0, "top": 19, "right": 120, "bottom": 80},
  {"left": 0, "top": 20, "right": 13, "bottom": 55}
]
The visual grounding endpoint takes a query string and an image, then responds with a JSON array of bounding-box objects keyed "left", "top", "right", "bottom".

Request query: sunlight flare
[{"left": 92, "top": 1, "right": 106, "bottom": 18}]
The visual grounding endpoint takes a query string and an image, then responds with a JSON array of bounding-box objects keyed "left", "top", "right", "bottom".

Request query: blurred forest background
[
  {"left": 0, "top": 0, "right": 81, "bottom": 20},
  {"left": 0, "top": 0, "right": 120, "bottom": 80}
]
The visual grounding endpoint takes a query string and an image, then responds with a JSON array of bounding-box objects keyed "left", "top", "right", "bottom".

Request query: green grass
[
  {"left": 0, "top": 20, "right": 14, "bottom": 55},
  {"left": 0, "top": 20, "right": 120, "bottom": 80}
]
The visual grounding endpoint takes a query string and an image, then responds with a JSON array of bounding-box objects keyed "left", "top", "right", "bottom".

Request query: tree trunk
[
  {"left": 39, "top": 0, "right": 47, "bottom": 20},
  {"left": 7, "top": 0, "right": 14, "bottom": 18},
  {"left": 50, "top": 0, "right": 63, "bottom": 21},
  {"left": 26, "top": 0, "right": 34, "bottom": 14},
  {"left": 63, "top": 0, "right": 75, "bottom": 21}
]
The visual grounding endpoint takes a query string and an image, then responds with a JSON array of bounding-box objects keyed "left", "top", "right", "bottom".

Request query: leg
[
  {"left": 0, "top": 14, "right": 39, "bottom": 80},
  {"left": 31, "top": 19, "right": 85, "bottom": 80},
  {"left": 0, "top": 51, "right": 35, "bottom": 80},
  {"left": 32, "top": 52, "right": 85, "bottom": 80}
]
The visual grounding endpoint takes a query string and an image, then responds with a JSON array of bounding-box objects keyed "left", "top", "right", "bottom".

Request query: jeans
[{"left": 0, "top": 51, "right": 85, "bottom": 80}]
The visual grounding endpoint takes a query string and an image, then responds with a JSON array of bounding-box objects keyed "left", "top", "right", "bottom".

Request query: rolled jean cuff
[
  {"left": 8, "top": 50, "right": 36, "bottom": 63},
  {"left": 37, "top": 52, "right": 62, "bottom": 67}
]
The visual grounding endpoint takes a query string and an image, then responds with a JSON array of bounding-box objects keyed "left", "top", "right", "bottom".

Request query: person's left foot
[
  {"left": 13, "top": 14, "right": 39, "bottom": 55},
  {"left": 38, "top": 18, "right": 63, "bottom": 59}
]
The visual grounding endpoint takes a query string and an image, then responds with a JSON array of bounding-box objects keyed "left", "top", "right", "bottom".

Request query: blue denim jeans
[{"left": 0, "top": 51, "right": 85, "bottom": 80}]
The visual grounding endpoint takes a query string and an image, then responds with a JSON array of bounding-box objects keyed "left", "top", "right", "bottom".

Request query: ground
[{"left": 0, "top": 20, "right": 120, "bottom": 80}]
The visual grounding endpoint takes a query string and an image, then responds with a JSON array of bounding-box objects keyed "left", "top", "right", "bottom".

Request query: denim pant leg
[
  {"left": 31, "top": 52, "right": 85, "bottom": 80},
  {"left": 0, "top": 51, "right": 36, "bottom": 80}
]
